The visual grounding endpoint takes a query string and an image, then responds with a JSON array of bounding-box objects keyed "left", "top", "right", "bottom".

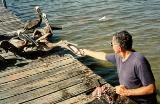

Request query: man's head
[{"left": 111, "top": 30, "right": 133, "bottom": 53}]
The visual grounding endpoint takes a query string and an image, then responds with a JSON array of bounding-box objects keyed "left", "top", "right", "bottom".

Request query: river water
[{"left": 6, "top": 0, "right": 160, "bottom": 103}]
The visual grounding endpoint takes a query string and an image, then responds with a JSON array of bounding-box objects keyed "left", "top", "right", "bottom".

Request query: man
[{"left": 75, "top": 30, "right": 157, "bottom": 104}]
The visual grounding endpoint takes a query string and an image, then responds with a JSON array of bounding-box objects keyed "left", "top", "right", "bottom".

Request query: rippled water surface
[{"left": 5, "top": 0, "right": 160, "bottom": 102}]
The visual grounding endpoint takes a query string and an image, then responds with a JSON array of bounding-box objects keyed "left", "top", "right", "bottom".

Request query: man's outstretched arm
[{"left": 82, "top": 49, "right": 107, "bottom": 61}]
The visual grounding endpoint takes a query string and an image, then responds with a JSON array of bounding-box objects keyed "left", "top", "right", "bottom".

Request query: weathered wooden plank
[
  {"left": 22, "top": 84, "right": 91, "bottom": 104},
  {"left": 0, "top": 68, "right": 86, "bottom": 100},
  {"left": 0, "top": 73, "right": 102, "bottom": 104},
  {"left": 0, "top": 66, "right": 87, "bottom": 94},
  {"left": 0, "top": 61, "right": 87, "bottom": 93},
  {"left": 0, "top": 55, "right": 60, "bottom": 78},
  {"left": 57, "top": 94, "right": 93, "bottom": 104},
  {"left": 16, "top": 75, "right": 102, "bottom": 104},
  {"left": 0, "top": 56, "right": 75, "bottom": 84},
  {"left": 0, "top": 55, "right": 66, "bottom": 78}
]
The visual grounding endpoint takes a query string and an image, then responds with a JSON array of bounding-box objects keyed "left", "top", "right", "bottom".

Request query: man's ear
[{"left": 118, "top": 46, "right": 123, "bottom": 52}]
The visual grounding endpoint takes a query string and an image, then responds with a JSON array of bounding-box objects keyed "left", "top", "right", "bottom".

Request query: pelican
[
  {"left": 8, "top": 30, "right": 28, "bottom": 49},
  {"left": 32, "top": 13, "right": 54, "bottom": 42},
  {"left": 23, "top": 6, "right": 42, "bottom": 32},
  {"left": 16, "top": 30, "right": 38, "bottom": 46},
  {"left": 0, "top": 30, "right": 38, "bottom": 55},
  {"left": 35, "top": 13, "right": 63, "bottom": 41}
]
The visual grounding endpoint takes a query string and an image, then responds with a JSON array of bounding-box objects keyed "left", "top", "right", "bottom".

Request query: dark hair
[{"left": 113, "top": 30, "right": 134, "bottom": 51}]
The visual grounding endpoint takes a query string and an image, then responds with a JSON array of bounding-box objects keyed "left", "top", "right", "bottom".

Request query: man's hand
[
  {"left": 115, "top": 83, "right": 156, "bottom": 96},
  {"left": 115, "top": 85, "right": 129, "bottom": 96},
  {"left": 92, "top": 85, "right": 106, "bottom": 99}
]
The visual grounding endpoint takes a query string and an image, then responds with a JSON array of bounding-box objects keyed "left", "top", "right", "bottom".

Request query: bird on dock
[
  {"left": 34, "top": 13, "right": 62, "bottom": 41},
  {"left": 23, "top": 6, "right": 42, "bottom": 33},
  {"left": 12, "top": 6, "right": 42, "bottom": 46},
  {"left": 33, "top": 13, "right": 54, "bottom": 42},
  {"left": 16, "top": 30, "right": 39, "bottom": 47},
  {"left": 0, "top": 30, "right": 38, "bottom": 55}
]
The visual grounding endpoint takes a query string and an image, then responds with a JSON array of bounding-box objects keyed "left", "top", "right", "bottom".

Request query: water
[{"left": 5, "top": 0, "right": 160, "bottom": 102}]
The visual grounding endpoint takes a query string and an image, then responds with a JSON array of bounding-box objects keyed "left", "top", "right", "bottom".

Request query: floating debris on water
[{"left": 99, "top": 16, "right": 107, "bottom": 21}]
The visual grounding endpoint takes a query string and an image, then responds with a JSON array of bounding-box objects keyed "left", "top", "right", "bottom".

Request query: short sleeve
[
  {"left": 106, "top": 54, "right": 116, "bottom": 64},
  {"left": 136, "top": 57, "right": 155, "bottom": 86}
]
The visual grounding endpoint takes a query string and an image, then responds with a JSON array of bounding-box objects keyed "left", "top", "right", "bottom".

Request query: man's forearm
[
  {"left": 116, "top": 84, "right": 156, "bottom": 96},
  {"left": 127, "top": 84, "right": 156, "bottom": 96},
  {"left": 83, "top": 49, "right": 107, "bottom": 61}
]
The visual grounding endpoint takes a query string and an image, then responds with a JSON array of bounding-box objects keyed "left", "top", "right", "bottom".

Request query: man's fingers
[
  {"left": 92, "top": 87, "right": 98, "bottom": 97},
  {"left": 97, "top": 87, "right": 102, "bottom": 97},
  {"left": 101, "top": 85, "right": 106, "bottom": 93}
]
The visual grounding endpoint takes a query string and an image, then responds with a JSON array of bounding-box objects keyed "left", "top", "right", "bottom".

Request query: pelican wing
[{"left": 24, "top": 19, "right": 41, "bottom": 30}]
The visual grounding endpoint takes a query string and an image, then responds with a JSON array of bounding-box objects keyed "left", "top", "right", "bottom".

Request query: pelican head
[
  {"left": 16, "top": 29, "right": 26, "bottom": 40},
  {"left": 42, "top": 13, "right": 47, "bottom": 19},
  {"left": 35, "top": 6, "right": 39, "bottom": 10},
  {"left": 35, "top": 6, "right": 41, "bottom": 14},
  {"left": 17, "top": 29, "right": 24, "bottom": 36}
]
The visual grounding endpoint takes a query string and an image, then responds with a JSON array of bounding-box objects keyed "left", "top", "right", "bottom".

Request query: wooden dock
[{"left": 0, "top": 2, "right": 136, "bottom": 104}]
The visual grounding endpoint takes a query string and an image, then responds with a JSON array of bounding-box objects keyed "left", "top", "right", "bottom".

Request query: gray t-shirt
[{"left": 106, "top": 52, "right": 157, "bottom": 104}]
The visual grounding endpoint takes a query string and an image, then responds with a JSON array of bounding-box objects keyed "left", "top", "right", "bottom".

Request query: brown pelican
[
  {"left": 33, "top": 13, "right": 62, "bottom": 42},
  {"left": 32, "top": 13, "right": 53, "bottom": 42},
  {"left": 0, "top": 30, "right": 28, "bottom": 54},
  {"left": 0, "top": 30, "right": 38, "bottom": 55},
  {"left": 16, "top": 30, "right": 38, "bottom": 47},
  {"left": 23, "top": 6, "right": 42, "bottom": 32}
]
